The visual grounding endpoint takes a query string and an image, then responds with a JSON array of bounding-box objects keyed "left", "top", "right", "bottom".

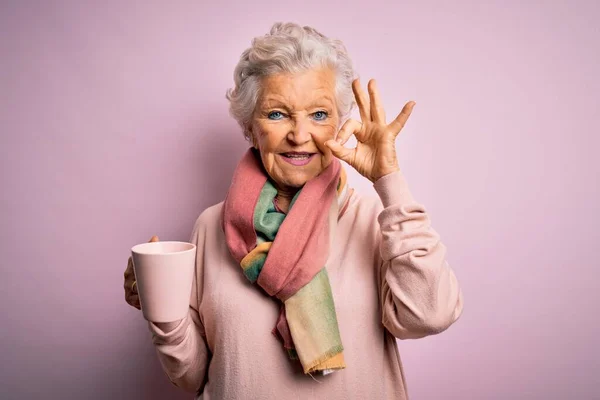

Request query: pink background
[{"left": 1, "top": 1, "right": 598, "bottom": 399}]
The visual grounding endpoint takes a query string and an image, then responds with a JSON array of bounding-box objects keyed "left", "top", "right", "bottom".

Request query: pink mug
[{"left": 131, "top": 241, "right": 196, "bottom": 322}]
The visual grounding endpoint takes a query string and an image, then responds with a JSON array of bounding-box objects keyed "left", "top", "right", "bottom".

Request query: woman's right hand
[{"left": 124, "top": 235, "right": 159, "bottom": 309}]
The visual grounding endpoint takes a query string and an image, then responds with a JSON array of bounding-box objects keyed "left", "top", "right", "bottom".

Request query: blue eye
[
  {"left": 313, "top": 111, "right": 328, "bottom": 121},
  {"left": 268, "top": 111, "right": 284, "bottom": 120}
]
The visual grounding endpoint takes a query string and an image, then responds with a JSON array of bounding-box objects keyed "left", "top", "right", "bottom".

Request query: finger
[
  {"left": 149, "top": 236, "right": 159, "bottom": 242},
  {"left": 352, "top": 79, "right": 371, "bottom": 123},
  {"left": 335, "top": 119, "right": 362, "bottom": 145},
  {"left": 325, "top": 139, "right": 356, "bottom": 165},
  {"left": 125, "top": 257, "right": 137, "bottom": 283},
  {"left": 125, "top": 290, "right": 133, "bottom": 305},
  {"left": 124, "top": 278, "right": 134, "bottom": 295},
  {"left": 124, "top": 257, "right": 133, "bottom": 279},
  {"left": 389, "top": 101, "right": 416, "bottom": 135},
  {"left": 367, "top": 79, "right": 386, "bottom": 124},
  {"left": 126, "top": 293, "right": 141, "bottom": 310}
]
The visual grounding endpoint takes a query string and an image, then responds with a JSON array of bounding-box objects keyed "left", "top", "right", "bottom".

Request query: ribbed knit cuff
[{"left": 373, "top": 170, "right": 416, "bottom": 207}]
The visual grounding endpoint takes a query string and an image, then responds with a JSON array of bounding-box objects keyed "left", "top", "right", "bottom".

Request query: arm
[
  {"left": 374, "top": 170, "right": 464, "bottom": 340},
  {"left": 147, "top": 218, "right": 210, "bottom": 393}
]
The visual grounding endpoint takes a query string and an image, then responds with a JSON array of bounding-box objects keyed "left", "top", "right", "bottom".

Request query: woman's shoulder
[{"left": 191, "top": 201, "right": 225, "bottom": 235}]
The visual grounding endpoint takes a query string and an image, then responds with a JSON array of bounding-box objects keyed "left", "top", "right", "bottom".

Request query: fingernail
[{"left": 336, "top": 137, "right": 343, "bottom": 143}]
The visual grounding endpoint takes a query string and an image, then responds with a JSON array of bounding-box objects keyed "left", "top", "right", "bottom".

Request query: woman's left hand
[{"left": 325, "top": 79, "right": 416, "bottom": 182}]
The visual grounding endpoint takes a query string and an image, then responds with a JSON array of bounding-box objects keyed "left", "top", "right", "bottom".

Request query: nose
[{"left": 287, "top": 117, "right": 311, "bottom": 146}]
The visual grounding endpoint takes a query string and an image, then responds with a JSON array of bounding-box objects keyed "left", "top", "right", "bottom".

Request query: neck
[{"left": 274, "top": 184, "right": 300, "bottom": 214}]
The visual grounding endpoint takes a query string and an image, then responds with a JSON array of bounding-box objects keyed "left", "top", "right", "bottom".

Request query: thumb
[
  {"left": 325, "top": 140, "right": 354, "bottom": 164},
  {"left": 149, "top": 235, "right": 159, "bottom": 243}
]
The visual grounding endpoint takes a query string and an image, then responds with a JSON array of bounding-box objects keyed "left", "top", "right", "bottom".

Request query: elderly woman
[{"left": 123, "top": 22, "right": 463, "bottom": 399}]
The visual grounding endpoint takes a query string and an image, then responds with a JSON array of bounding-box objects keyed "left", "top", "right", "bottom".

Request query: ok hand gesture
[{"left": 325, "top": 79, "right": 416, "bottom": 182}]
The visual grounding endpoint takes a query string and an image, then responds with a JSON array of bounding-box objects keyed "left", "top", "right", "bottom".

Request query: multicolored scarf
[{"left": 222, "top": 148, "right": 352, "bottom": 375}]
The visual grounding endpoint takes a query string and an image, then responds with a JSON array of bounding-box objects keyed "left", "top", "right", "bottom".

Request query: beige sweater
[{"left": 148, "top": 170, "right": 464, "bottom": 399}]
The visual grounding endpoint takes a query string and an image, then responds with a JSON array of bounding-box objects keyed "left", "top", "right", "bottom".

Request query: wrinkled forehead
[{"left": 256, "top": 68, "right": 337, "bottom": 110}]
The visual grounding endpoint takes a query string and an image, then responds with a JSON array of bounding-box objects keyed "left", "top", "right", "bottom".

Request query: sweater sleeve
[
  {"left": 373, "top": 170, "right": 464, "bottom": 340},
  {"left": 147, "top": 217, "right": 210, "bottom": 394}
]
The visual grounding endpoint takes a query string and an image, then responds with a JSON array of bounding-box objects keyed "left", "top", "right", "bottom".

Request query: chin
[
  {"left": 280, "top": 170, "right": 318, "bottom": 188},
  {"left": 271, "top": 163, "right": 324, "bottom": 189},
  {"left": 283, "top": 176, "right": 310, "bottom": 188}
]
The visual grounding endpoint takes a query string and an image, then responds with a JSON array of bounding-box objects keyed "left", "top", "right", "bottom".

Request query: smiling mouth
[
  {"left": 281, "top": 152, "right": 314, "bottom": 159},
  {"left": 279, "top": 152, "right": 316, "bottom": 166}
]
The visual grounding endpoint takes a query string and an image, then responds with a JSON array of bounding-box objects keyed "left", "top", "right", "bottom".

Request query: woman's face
[{"left": 249, "top": 67, "right": 339, "bottom": 191}]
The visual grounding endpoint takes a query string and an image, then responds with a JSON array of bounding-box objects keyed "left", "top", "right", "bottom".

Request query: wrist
[{"left": 371, "top": 166, "right": 400, "bottom": 183}]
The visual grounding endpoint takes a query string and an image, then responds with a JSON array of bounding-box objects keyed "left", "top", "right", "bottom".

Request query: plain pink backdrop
[{"left": 1, "top": 1, "right": 598, "bottom": 399}]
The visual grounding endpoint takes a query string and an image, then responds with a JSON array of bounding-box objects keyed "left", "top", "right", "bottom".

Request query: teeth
[{"left": 286, "top": 154, "right": 310, "bottom": 159}]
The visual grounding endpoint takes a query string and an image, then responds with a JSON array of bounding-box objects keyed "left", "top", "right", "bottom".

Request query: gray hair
[{"left": 226, "top": 22, "right": 357, "bottom": 142}]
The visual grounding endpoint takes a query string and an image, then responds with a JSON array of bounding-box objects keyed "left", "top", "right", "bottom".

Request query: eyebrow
[{"left": 260, "top": 96, "right": 335, "bottom": 109}]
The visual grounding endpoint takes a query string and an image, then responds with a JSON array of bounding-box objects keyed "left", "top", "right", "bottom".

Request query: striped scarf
[{"left": 222, "top": 148, "right": 352, "bottom": 375}]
